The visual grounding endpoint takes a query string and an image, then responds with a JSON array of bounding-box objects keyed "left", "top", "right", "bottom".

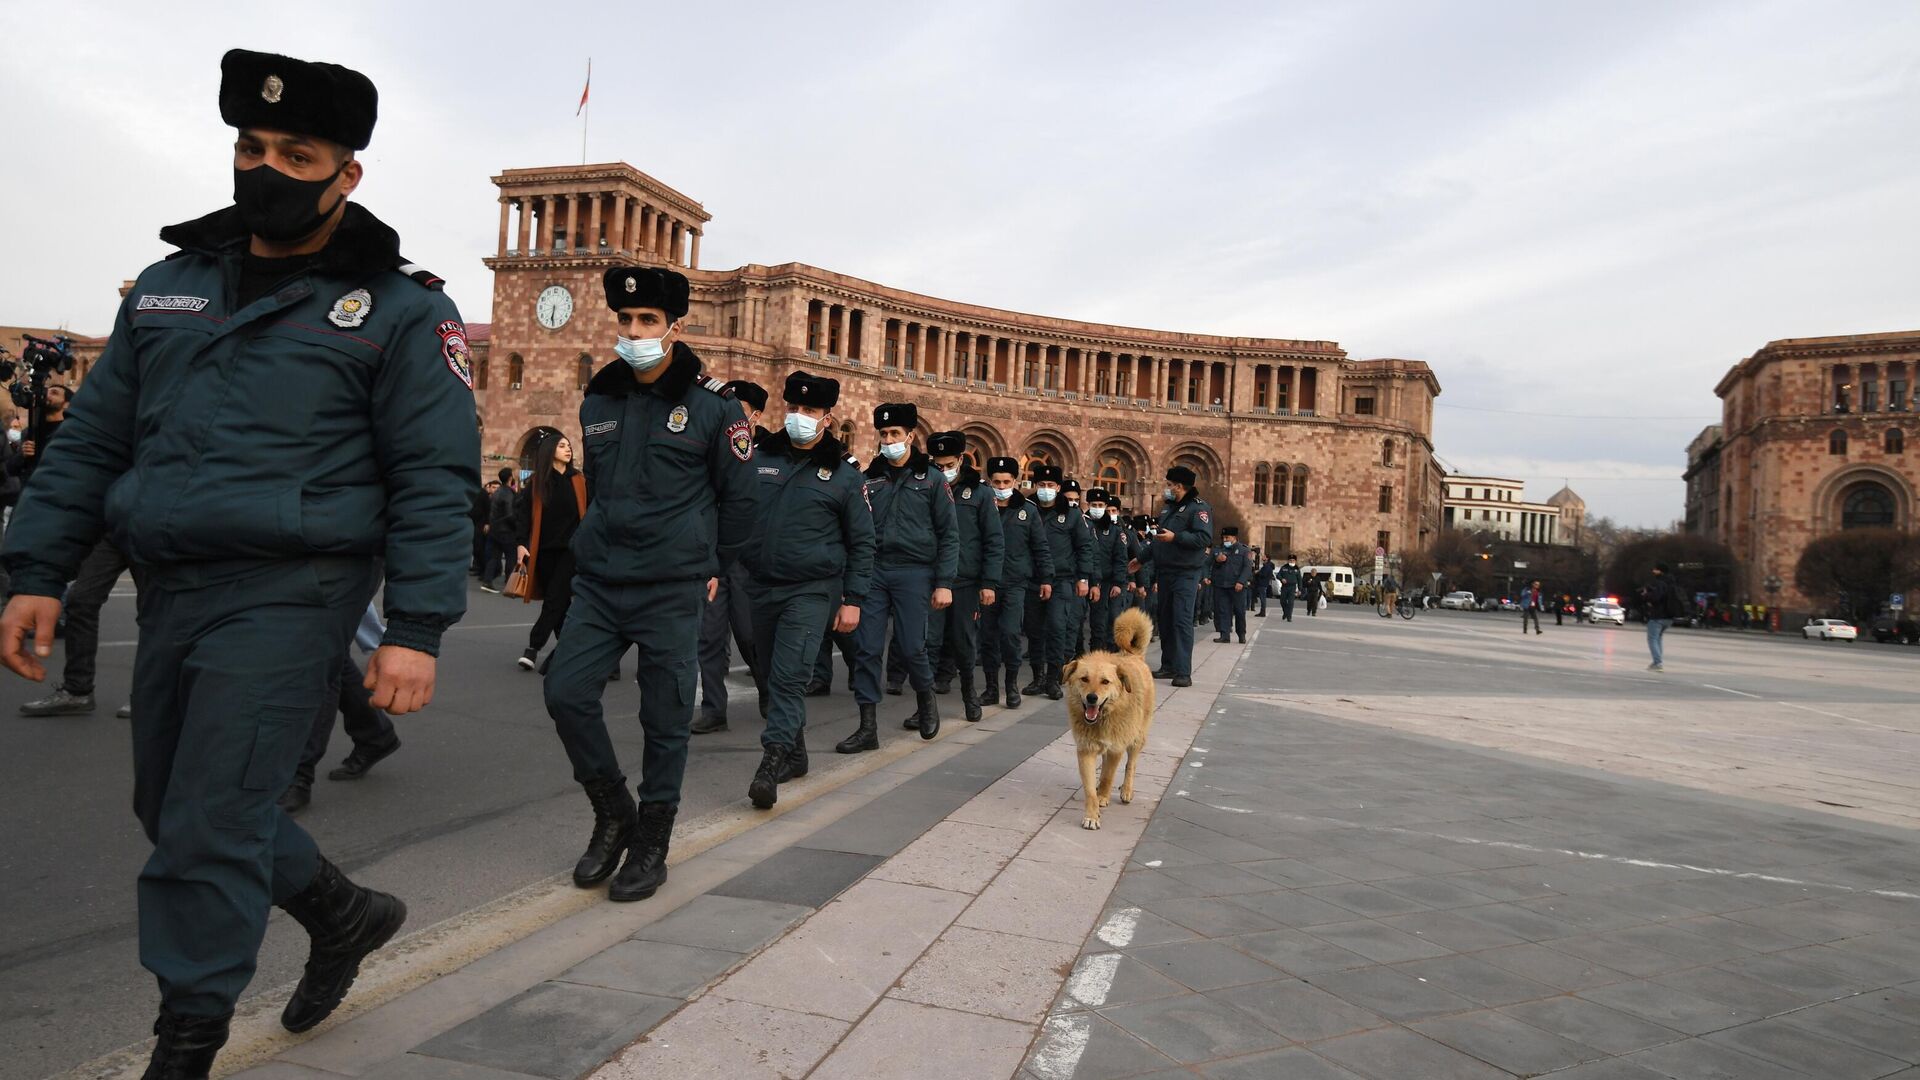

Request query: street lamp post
[{"left": 1763, "top": 574, "right": 1782, "bottom": 633}]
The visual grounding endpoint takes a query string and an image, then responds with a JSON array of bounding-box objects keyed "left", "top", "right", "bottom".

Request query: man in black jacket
[
  {"left": 981, "top": 457, "right": 1053, "bottom": 708},
  {"left": 0, "top": 50, "right": 477, "bottom": 1073},
  {"left": 692, "top": 380, "right": 769, "bottom": 735},
  {"left": 1135, "top": 465, "right": 1214, "bottom": 686},
  {"left": 480, "top": 467, "right": 516, "bottom": 592},
  {"left": 906, "top": 431, "right": 1004, "bottom": 725},
  {"left": 545, "top": 266, "right": 758, "bottom": 904},
  {"left": 1641, "top": 562, "right": 1686, "bottom": 671}
]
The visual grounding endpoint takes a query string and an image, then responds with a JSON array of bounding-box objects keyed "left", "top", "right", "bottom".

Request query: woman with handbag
[{"left": 513, "top": 433, "right": 586, "bottom": 672}]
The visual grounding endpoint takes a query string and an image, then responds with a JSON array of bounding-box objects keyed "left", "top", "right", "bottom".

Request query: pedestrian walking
[
  {"left": 1026, "top": 464, "right": 1091, "bottom": 701},
  {"left": 1521, "top": 579, "right": 1545, "bottom": 635},
  {"left": 980, "top": 457, "right": 1053, "bottom": 708},
  {"left": 1082, "top": 487, "right": 1130, "bottom": 652},
  {"left": 1275, "top": 555, "right": 1301, "bottom": 621},
  {"left": 479, "top": 467, "right": 516, "bottom": 592},
  {"left": 512, "top": 432, "right": 584, "bottom": 673},
  {"left": 742, "top": 372, "right": 873, "bottom": 808},
  {"left": 1254, "top": 551, "right": 1274, "bottom": 617},
  {"left": 691, "top": 380, "right": 771, "bottom": 735},
  {"left": 545, "top": 266, "right": 758, "bottom": 903},
  {"left": 1640, "top": 562, "right": 1686, "bottom": 671},
  {"left": 906, "top": 432, "right": 1002, "bottom": 726},
  {"left": 1209, "top": 527, "right": 1252, "bottom": 643},
  {"left": 1303, "top": 572, "right": 1323, "bottom": 616},
  {"left": 281, "top": 603, "right": 403, "bottom": 814},
  {"left": 18, "top": 538, "right": 139, "bottom": 718},
  {"left": 1134, "top": 465, "right": 1214, "bottom": 686},
  {"left": 0, "top": 49, "right": 479, "bottom": 1074},
  {"left": 1555, "top": 592, "right": 1567, "bottom": 626}
]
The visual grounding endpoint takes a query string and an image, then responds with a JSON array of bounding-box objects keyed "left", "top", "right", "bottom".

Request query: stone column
[
  {"left": 837, "top": 305, "right": 852, "bottom": 360},
  {"left": 690, "top": 230, "right": 701, "bottom": 269},
  {"left": 609, "top": 193, "right": 627, "bottom": 252},
  {"left": 588, "top": 194, "right": 603, "bottom": 252},
  {"left": 565, "top": 196, "right": 580, "bottom": 254},
  {"left": 539, "top": 196, "right": 556, "bottom": 253},
  {"left": 496, "top": 198, "right": 510, "bottom": 257},
  {"left": 631, "top": 202, "right": 644, "bottom": 253},
  {"left": 1290, "top": 366, "right": 1302, "bottom": 415},
  {"left": 517, "top": 197, "right": 532, "bottom": 255},
  {"left": 921, "top": 324, "right": 934, "bottom": 376}
]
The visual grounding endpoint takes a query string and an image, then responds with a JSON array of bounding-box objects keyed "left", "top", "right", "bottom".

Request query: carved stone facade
[
  {"left": 1705, "top": 330, "right": 1920, "bottom": 613},
  {"left": 477, "top": 162, "right": 1445, "bottom": 556}
]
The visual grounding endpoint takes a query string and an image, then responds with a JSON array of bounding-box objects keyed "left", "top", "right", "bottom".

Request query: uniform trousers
[
  {"left": 1088, "top": 589, "right": 1118, "bottom": 652},
  {"left": 132, "top": 556, "right": 374, "bottom": 1018},
  {"left": 295, "top": 654, "right": 396, "bottom": 784},
  {"left": 748, "top": 581, "right": 831, "bottom": 751},
  {"left": 545, "top": 575, "right": 703, "bottom": 805},
  {"left": 987, "top": 584, "right": 1029, "bottom": 677},
  {"left": 926, "top": 584, "right": 982, "bottom": 680},
  {"left": 1213, "top": 588, "right": 1247, "bottom": 638},
  {"left": 1022, "top": 585, "right": 1049, "bottom": 676},
  {"left": 851, "top": 562, "right": 935, "bottom": 705},
  {"left": 813, "top": 627, "right": 857, "bottom": 689},
  {"left": 1154, "top": 568, "right": 1202, "bottom": 677},
  {"left": 698, "top": 560, "right": 760, "bottom": 721},
  {"left": 1046, "top": 578, "right": 1085, "bottom": 671}
]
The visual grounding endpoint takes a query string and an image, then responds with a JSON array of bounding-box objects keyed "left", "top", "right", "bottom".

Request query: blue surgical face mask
[
  {"left": 880, "top": 441, "right": 908, "bottom": 463},
  {"left": 1223, "top": 540, "right": 1235, "bottom": 548},
  {"left": 1036, "top": 487, "right": 1058, "bottom": 505},
  {"left": 940, "top": 465, "right": 960, "bottom": 483},
  {"left": 1089, "top": 507, "right": 1106, "bottom": 520},
  {"left": 1163, "top": 488, "right": 1176, "bottom": 502},
  {"left": 785, "top": 412, "right": 821, "bottom": 443},
  {"left": 614, "top": 335, "right": 667, "bottom": 371},
  {"left": 992, "top": 486, "right": 1012, "bottom": 501}
]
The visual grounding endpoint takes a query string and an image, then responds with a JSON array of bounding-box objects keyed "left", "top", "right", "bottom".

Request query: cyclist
[{"left": 1379, "top": 573, "right": 1401, "bottom": 619}]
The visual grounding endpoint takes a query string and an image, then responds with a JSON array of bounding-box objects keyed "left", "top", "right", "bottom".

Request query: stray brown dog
[{"left": 1062, "top": 608, "right": 1156, "bottom": 830}]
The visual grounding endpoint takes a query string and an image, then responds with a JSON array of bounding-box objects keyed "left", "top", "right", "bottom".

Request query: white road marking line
[
  {"left": 1063, "top": 952, "right": 1123, "bottom": 1008},
  {"left": 1777, "top": 701, "right": 1920, "bottom": 735},
  {"left": 1702, "top": 683, "right": 1760, "bottom": 698},
  {"left": 1095, "top": 906, "right": 1143, "bottom": 948},
  {"left": 1144, "top": 860, "right": 1163, "bottom": 867},
  {"left": 1029, "top": 1014, "right": 1094, "bottom": 1080},
  {"left": 1198, "top": 801, "right": 1254, "bottom": 814}
]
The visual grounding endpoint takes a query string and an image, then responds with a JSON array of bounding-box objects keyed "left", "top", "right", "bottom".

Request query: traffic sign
[
  {"left": 1893, "top": 594, "right": 1907, "bottom": 611},
  {"left": 1375, "top": 546, "right": 1386, "bottom": 557}
]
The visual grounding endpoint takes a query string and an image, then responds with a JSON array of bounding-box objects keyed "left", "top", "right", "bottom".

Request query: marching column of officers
[{"left": 0, "top": 44, "right": 1266, "bottom": 1080}]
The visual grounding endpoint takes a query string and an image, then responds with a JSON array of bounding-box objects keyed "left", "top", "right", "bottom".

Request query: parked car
[
  {"left": 1871, "top": 614, "right": 1918, "bottom": 644},
  {"left": 1440, "top": 591, "right": 1477, "bottom": 610},
  {"left": 1803, "top": 618, "right": 1858, "bottom": 642},
  {"left": 1587, "top": 601, "right": 1626, "bottom": 626}
]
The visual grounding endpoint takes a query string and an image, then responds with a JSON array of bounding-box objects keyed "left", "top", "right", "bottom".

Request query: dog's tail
[{"left": 1113, "top": 608, "right": 1152, "bottom": 657}]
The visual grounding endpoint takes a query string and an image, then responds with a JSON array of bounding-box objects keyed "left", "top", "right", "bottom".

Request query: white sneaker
[{"left": 1648, "top": 662, "right": 1663, "bottom": 672}]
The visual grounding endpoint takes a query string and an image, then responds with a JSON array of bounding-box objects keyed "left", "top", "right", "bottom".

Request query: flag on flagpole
[{"left": 576, "top": 59, "right": 591, "bottom": 116}]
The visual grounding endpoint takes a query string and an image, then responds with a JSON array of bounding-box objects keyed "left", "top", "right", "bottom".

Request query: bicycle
[{"left": 1376, "top": 594, "right": 1416, "bottom": 620}]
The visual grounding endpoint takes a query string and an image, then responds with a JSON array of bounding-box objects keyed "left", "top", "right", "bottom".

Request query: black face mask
[{"left": 233, "top": 160, "right": 346, "bottom": 242}]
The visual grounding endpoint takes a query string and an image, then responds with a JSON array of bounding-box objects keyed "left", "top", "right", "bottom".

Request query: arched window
[
  {"left": 1842, "top": 481, "right": 1896, "bottom": 528},
  {"left": 1098, "top": 456, "right": 1128, "bottom": 499},
  {"left": 1291, "top": 465, "right": 1309, "bottom": 507},
  {"left": 1889, "top": 429, "right": 1906, "bottom": 455},
  {"left": 577, "top": 353, "right": 594, "bottom": 391},
  {"left": 475, "top": 354, "right": 490, "bottom": 390},
  {"left": 1382, "top": 438, "right": 1396, "bottom": 467},
  {"left": 508, "top": 353, "right": 524, "bottom": 391},
  {"left": 1829, "top": 429, "right": 1848, "bottom": 456},
  {"left": 1253, "top": 462, "right": 1270, "bottom": 505}
]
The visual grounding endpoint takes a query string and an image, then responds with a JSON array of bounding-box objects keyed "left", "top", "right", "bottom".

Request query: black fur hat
[
  {"left": 220, "top": 49, "right": 378, "bottom": 150},
  {"left": 603, "top": 266, "right": 690, "bottom": 319}
]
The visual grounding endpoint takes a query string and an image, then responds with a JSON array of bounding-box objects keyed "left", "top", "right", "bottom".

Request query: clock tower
[{"left": 479, "top": 163, "right": 710, "bottom": 464}]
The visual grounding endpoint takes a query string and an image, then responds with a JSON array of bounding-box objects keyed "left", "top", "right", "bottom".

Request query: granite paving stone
[
  {"left": 705, "top": 846, "right": 882, "bottom": 909},
  {"left": 1305, "top": 919, "right": 1456, "bottom": 964},
  {"left": 809, "top": 999, "right": 1033, "bottom": 1080},
  {"left": 1389, "top": 953, "right": 1561, "bottom": 1008},
  {"left": 1194, "top": 1046, "right": 1368, "bottom": 1079},
  {"left": 1311, "top": 1026, "right": 1514, "bottom": 1080},
  {"left": 1411, "top": 1008, "right": 1608, "bottom": 1075},
  {"left": 593, "top": 996, "right": 847, "bottom": 1080},
  {"left": 553, "top": 939, "right": 740, "bottom": 998},
  {"left": 628, "top": 894, "right": 811, "bottom": 954},
  {"left": 1499, "top": 995, "right": 1687, "bottom": 1055},
  {"left": 1704, "top": 1016, "right": 1910, "bottom": 1080},
  {"left": 1207, "top": 977, "right": 1387, "bottom": 1042},
  {"left": 1778, "top": 999, "right": 1920, "bottom": 1062},
  {"left": 1124, "top": 938, "right": 1287, "bottom": 992},
  {"left": 1306, "top": 966, "right": 1480, "bottom": 1023},
  {"left": 890, "top": 925, "right": 1079, "bottom": 1023},
  {"left": 1023, "top": 1012, "right": 1183, "bottom": 1080},
  {"left": 1057, "top": 951, "right": 1193, "bottom": 1011},
  {"left": 1578, "top": 979, "right": 1751, "bottom": 1035},
  {"left": 1626, "top": 1036, "right": 1822, "bottom": 1080},
  {"left": 415, "top": 982, "right": 680, "bottom": 1080},
  {"left": 1097, "top": 991, "right": 1292, "bottom": 1064}
]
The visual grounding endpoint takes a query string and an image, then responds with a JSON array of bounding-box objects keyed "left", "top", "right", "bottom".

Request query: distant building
[
  {"left": 1701, "top": 330, "right": 1920, "bottom": 613},
  {"left": 1441, "top": 475, "right": 1579, "bottom": 545}
]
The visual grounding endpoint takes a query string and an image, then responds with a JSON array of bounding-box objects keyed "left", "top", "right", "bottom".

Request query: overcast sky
[{"left": 3, "top": 0, "right": 1916, "bottom": 526}]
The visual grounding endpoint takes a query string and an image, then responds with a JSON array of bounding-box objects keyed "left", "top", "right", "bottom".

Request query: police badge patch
[
  {"left": 817, "top": 467, "right": 834, "bottom": 481},
  {"left": 727, "top": 419, "right": 754, "bottom": 462},
  {"left": 961, "top": 488, "right": 972, "bottom": 500},
  {"left": 1018, "top": 509, "right": 1028, "bottom": 521},
  {"left": 1198, "top": 510, "right": 1211, "bottom": 525},
  {"left": 667, "top": 405, "right": 689, "bottom": 433},
  {"left": 435, "top": 320, "right": 473, "bottom": 388},
  {"left": 328, "top": 288, "right": 372, "bottom": 329}
]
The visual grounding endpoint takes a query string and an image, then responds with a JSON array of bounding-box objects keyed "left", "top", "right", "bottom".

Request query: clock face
[{"left": 536, "top": 285, "right": 574, "bottom": 330}]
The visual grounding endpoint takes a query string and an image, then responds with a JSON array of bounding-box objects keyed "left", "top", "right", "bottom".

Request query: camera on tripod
[{"left": 1, "top": 334, "right": 77, "bottom": 411}]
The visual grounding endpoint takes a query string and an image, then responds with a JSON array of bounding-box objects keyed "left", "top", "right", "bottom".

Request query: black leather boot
[
  {"left": 1005, "top": 668, "right": 1023, "bottom": 709},
  {"left": 609, "top": 801, "right": 675, "bottom": 902},
  {"left": 915, "top": 688, "right": 941, "bottom": 740},
  {"left": 959, "top": 669, "right": 983, "bottom": 722},
  {"left": 278, "top": 857, "right": 408, "bottom": 1033},
  {"left": 1045, "top": 665, "right": 1065, "bottom": 701},
  {"left": 836, "top": 703, "right": 880, "bottom": 754},
  {"left": 327, "top": 738, "right": 400, "bottom": 781},
  {"left": 573, "top": 776, "right": 636, "bottom": 887},
  {"left": 748, "top": 745, "right": 788, "bottom": 810},
  {"left": 278, "top": 775, "right": 312, "bottom": 816},
  {"left": 143, "top": 1009, "right": 230, "bottom": 1080},
  {"left": 1022, "top": 664, "right": 1047, "bottom": 696},
  {"left": 978, "top": 668, "right": 1000, "bottom": 707},
  {"left": 786, "top": 729, "right": 809, "bottom": 779},
  {"left": 901, "top": 706, "right": 920, "bottom": 730}
]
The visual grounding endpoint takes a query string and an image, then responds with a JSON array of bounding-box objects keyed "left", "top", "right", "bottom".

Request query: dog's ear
[
  {"left": 1116, "top": 667, "right": 1132, "bottom": 695},
  {"left": 1062, "top": 660, "right": 1079, "bottom": 684}
]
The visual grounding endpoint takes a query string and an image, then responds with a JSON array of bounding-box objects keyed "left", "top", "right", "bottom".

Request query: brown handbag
[{"left": 502, "top": 561, "right": 533, "bottom": 600}]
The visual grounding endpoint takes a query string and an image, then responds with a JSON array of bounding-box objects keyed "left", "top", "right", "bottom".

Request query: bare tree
[{"left": 1795, "top": 528, "right": 1920, "bottom": 622}]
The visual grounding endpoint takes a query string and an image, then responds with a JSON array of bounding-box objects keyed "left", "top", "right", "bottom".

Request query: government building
[
  {"left": 1688, "top": 329, "right": 1920, "bottom": 615},
  {"left": 473, "top": 162, "right": 1445, "bottom": 558},
  {"left": 1440, "top": 475, "right": 1585, "bottom": 547}
]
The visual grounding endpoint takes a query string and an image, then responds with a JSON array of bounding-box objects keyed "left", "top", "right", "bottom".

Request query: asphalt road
[
  {"left": 4, "top": 591, "right": 1914, "bottom": 1078},
  {"left": 0, "top": 578, "right": 910, "bottom": 1079}
]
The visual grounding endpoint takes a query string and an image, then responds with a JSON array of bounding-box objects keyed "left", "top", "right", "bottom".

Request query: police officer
[
  {"left": 981, "top": 457, "right": 1052, "bottom": 708},
  {"left": 546, "top": 266, "right": 759, "bottom": 904},
  {"left": 907, "top": 432, "right": 1004, "bottom": 725},
  {"left": 1209, "top": 526, "right": 1253, "bottom": 643},
  {"left": 1134, "top": 465, "right": 1213, "bottom": 686},
  {"left": 1081, "top": 488, "right": 1132, "bottom": 651},
  {"left": 743, "top": 372, "right": 874, "bottom": 808},
  {"left": 838, "top": 404, "right": 957, "bottom": 751},
  {"left": 691, "top": 379, "right": 770, "bottom": 735},
  {"left": 1276, "top": 553, "right": 1303, "bottom": 621},
  {"left": 0, "top": 50, "right": 479, "bottom": 1075},
  {"left": 1027, "top": 465, "right": 1091, "bottom": 700},
  {"left": 1131, "top": 514, "right": 1159, "bottom": 615}
]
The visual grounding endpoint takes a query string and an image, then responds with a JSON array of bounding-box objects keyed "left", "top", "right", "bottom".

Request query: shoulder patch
[
  {"left": 701, "top": 376, "right": 730, "bottom": 396},
  {"left": 727, "top": 418, "right": 754, "bottom": 462},
  {"left": 435, "top": 320, "right": 474, "bottom": 389},
  {"left": 397, "top": 262, "right": 445, "bottom": 291}
]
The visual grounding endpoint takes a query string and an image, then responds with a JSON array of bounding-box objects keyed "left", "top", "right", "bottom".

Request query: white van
[{"left": 1301, "top": 565, "right": 1356, "bottom": 602}]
